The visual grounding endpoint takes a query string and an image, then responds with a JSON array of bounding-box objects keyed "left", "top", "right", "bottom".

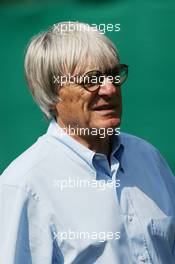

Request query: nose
[{"left": 97, "top": 77, "right": 118, "bottom": 96}]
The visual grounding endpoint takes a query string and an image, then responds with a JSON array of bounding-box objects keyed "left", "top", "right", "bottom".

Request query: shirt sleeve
[{"left": 0, "top": 183, "right": 54, "bottom": 264}]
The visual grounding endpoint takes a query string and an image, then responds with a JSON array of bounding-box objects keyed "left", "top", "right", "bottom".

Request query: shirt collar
[
  {"left": 47, "top": 119, "right": 95, "bottom": 170},
  {"left": 47, "top": 119, "right": 124, "bottom": 171}
]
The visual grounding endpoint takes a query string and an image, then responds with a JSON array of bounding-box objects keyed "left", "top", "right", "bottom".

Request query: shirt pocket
[{"left": 147, "top": 216, "right": 175, "bottom": 262}]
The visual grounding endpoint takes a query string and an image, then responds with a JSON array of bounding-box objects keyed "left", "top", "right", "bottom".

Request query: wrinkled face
[{"left": 55, "top": 71, "right": 122, "bottom": 130}]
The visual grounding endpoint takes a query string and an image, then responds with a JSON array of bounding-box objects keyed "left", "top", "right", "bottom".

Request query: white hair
[{"left": 24, "top": 21, "right": 120, "bottom": 119}]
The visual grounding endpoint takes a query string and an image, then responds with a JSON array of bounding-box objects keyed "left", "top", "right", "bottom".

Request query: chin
[{"left": 94, "top": 117, "right": 121, "bottom": 129}]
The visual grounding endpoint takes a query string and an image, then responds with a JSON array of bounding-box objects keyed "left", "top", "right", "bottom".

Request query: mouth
[{"left": 92, "top": 104, "right": 117, "bottom": 111}]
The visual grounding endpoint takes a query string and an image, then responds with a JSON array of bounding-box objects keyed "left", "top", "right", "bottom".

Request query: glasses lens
[
  {"left": 79, "top": 64, "right": 128, "bottom": 92},
  {"left": 82, "top": 70, "right": 103, "bottom": 91},
  {"left": 119, "top": 64, "right": 128, "bottom": 85},
  {"left": 108, "top": 64, "right": 128, "bottom": 86}
]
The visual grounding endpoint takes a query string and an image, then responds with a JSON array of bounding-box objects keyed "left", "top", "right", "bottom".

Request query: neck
[
  {"left": 72, "top": 133, "right": 111, "bottom": 155},
  {"left": 56, "top": 118, "right": 112, "bottom": 156}
]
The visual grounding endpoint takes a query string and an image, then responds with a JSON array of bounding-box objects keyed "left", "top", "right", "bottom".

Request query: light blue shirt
[{"left": 0, "top": 119, "right": 175, "bottom": 264}]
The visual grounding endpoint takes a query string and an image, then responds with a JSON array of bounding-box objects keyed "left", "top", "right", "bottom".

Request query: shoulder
[
  {"left": 119, "top": 132, "right": 157, "bottom": 154},
  {"left": 119, "top": 131, "right": 175, "bottom": 184},
  {"left": 119, "top": 131, "right": 175, "bottom": 176},
  {"left": 0, "top": 133, "right": 58, "bottom": 188}
]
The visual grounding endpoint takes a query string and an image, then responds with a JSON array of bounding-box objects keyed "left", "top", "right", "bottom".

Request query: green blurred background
[{"left": 0, "top": 0, "right": 175, "bottom": 174}]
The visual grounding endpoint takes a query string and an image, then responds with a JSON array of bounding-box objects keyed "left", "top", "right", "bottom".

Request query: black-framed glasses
[{"left": 74, "top": 64, "right": 129, "bottom": 92}]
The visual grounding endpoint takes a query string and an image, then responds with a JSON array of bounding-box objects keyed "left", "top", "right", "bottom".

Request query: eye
[{"left": 83, "top": 70, "right": 103, "bottom": 88}]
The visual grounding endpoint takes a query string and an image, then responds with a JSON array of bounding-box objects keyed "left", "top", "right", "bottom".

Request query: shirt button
[
  {"left": 138, "top": 255, "right": 146, "bottom": 262},
  {"left": 128, "top": 215, "right": 133, "bottom": 222}
]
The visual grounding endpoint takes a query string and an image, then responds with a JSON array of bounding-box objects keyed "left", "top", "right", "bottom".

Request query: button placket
[
  {"left": 138, "top": 254, "right": 147, "bottom": 263},
  {"left": 124, "top": 196, "right": 151, "bottom": 264},
  {"left": 128, "top": 214, "right": 134, "bottom": 223}
]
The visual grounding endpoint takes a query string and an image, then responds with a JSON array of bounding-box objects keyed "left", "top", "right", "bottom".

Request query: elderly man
[{"left": 0, "top": 22, "right": 175, "bottom": 264}]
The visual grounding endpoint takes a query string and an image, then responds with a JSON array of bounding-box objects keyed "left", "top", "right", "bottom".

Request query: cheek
[
  {"left": 59, "top": 87, "right": 78, "bottom": 109},
  {"left": 56, "top": 87, "right": 92, "bottom": 123}
]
